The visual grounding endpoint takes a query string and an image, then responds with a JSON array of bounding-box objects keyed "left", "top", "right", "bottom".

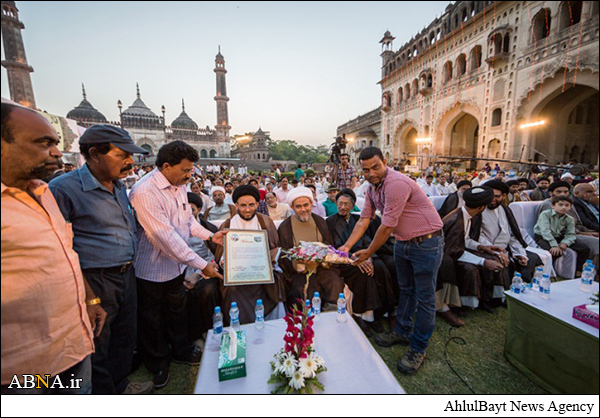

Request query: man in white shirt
[
  {"left": 421, "top": 175, "right": 440, "bottom": 197},
  {"left": 437, "top": 176, "right": 452, "bottom": 196},
  {"left": 275, "top": 177, "right": 291, "bottom": 203},
  {"left": 471, "top": 172, "right": 486, "bottom": 187}
]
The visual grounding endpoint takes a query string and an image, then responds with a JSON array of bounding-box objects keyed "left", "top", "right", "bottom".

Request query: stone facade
[
  {"left": 371, "top": 1, "right": 599, "bottom": 170},
  {"left": 231, "top": 128, "right": 271, "bottom": 167},
  {"left": 337, "top": 106, "right": 382, "bottom": 166}
]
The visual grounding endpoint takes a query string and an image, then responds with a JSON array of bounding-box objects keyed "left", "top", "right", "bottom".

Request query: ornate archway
[
  {"left": 436, "top": 102, "right": 481, "bottom": 169},
  {"left": 392, "top": 120, "right": 419, "bottom": 164}
]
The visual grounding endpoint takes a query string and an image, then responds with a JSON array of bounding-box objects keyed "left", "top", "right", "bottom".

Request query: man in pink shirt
[
  {"left": 340, "top": 147, "right": 444, "bottom": 375},
  {"left": 129, "top": 141, "right": 226, "bottom": 389}
]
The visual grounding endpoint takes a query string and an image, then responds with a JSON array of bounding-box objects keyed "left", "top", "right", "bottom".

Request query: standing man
[
  {"left": 1, "top": 103, "right": 98, "bottom": 394},
  {"left": 340, "top": 147, "right": 444, "bottom": 375},
  {"left": 336, "top": 153, "right": 357, "bottom": 190},
  {"left": 129, "top": 141, "right": 226, "bottom": 389},
  {"left": 294, "top": 164, "right": 305, "bottom": 182},
  {"left": 49, "top": 125, "right": 154, "bottom": 395}
]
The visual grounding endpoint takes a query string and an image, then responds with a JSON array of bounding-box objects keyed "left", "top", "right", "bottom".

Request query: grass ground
[{"left": 129, "top": 305, "right": 547, "bottom": 395}]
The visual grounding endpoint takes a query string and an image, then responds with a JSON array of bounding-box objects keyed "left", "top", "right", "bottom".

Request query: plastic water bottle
[
  {"left": 583, "top": 260, "right": 596, "bottom": 277},
  {"left": 532, "top": 267, "right": 544, "bottom": 292},
  {"left": 539, "top": 274, "right": 551, "bottom": 300},
  {"left": 311, "top": 292, "right": 322, "bottom": 322},
  {"left": 337, "top": 293, "right": 347, "bottom": 323},
  {"left": 511, "top": 273, "right": 524, "bottom": 294},
  {"left": 213, "top": 306, "right": 224, "bottom": 339},
  {"left": 229, "top": 302, "right": 240, "bottom": 331},
  {"left": 580, "top": 267, "right": 594, "bottom": 293},
  {"left": 255, "top": 299, "right": 265, "bottom": 329},
  {"left": 305, "top": 299, "right": 312, "bottom": 316}
]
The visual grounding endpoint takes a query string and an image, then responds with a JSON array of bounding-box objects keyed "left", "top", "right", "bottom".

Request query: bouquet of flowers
[
  {"left": 282, "top": 241, "right": 354, "bottom": 268},
  {"left": 267, "top": 302, "right": 327, "bottom": 394}
]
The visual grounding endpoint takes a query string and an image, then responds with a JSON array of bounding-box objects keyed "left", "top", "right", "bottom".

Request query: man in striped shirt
[{"left": 130, "top": 141, "right": 226, "bottom": 389}]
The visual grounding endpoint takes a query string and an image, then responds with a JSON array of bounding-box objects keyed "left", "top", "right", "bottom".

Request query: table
[
  {"left": 504, "top": 280, "right": 599, "bottom": 394},
  {"left": 194, "top": 312, "right": 405, "bottom": 394}
]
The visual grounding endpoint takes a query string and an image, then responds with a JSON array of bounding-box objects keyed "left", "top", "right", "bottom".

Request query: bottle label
[
  {"left": 540, "top": 287, "right": 549, "bottom": 294},
  {"left": 314, "top": 308, "right": 321, "bottom": 315},
  {"left": 214, "top": 325, "right": 223, "bottom": 334},
  {"left": 513, "top": 286, "right": 521, "bottom": 294},
  {"left": 256, "top": 313, "right": 264, "bottom": 322},
  {"left": 338, "top": 306, "right": 346, "bottom": 315}
]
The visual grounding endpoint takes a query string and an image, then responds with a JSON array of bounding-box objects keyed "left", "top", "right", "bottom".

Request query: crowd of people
[{"left": 2, "top": 103, "right": 599, "bottom": 394}]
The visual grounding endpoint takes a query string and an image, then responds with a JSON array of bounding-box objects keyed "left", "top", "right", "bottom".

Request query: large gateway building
[{"left": 339, "top": 1, "right": 599, "bottom": 170}]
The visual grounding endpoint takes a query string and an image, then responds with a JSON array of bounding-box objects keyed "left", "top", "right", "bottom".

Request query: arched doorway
[
  {"left": 392, "top": 123, "right": 419, "bottom": 164},
  {"left": 200, "top": 149, "right": 208, "bottom": 158},
  {"left": 210, "top": 150, "right": 218, "bottom": 158},
  {"left": 448, "top": 114, "right": 479, "bottom": 170},
  {"left": 522, "top": 84, "right": 598, "bottom": 166},
  {"left": 141, "top": 144, "right": 152, "bottom": 154}
]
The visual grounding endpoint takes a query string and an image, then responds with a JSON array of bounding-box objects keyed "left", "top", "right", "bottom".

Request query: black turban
[
  {"left": 485, "top": 180, "right": 510, "bottom": 195},
  {"left": 506, "top": 180, "right": 519, "bottom": 187},
  {"left": 457, "top": 180, "right": 472, "bottom": 189},
  {"left": 548, "top": 181, "right": 571, "bottom": 192},
  {"left": 187, "top": 192, "right": 203, "bottom": 210},
  {"left": 232, "top": 185, "right": 260, "bottom": 203},
  {"left": 336, "top": 188, "right": 356, "bottom": 203},
  {"left": 463, "top": 186, "right": 494, "bottom": 209}
]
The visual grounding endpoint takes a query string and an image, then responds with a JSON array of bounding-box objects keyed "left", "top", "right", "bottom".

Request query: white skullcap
[
  {"left": 287, "top": 186, "right": 314, "bottom": 206},
  {"left": 561, "top": 172, "right": 574, "bottom": 180},
  {"left": 211, "top": 186, "right": 226, "bottom": 196}
]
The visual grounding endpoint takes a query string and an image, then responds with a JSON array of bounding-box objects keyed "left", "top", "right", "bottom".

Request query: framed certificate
[{"left": 224, "top": 229, "right": 275, "bottom": 286}]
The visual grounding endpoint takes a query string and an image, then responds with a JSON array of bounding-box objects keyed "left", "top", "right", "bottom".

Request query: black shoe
[
  {"left": 397, "top": 349, "right": 427, "bottom": 375},
  {"left": 153, "top": 369, "right": 170, "bottom": 389},
  {"left": 478, "top": 300, "right": 495, "bottom": 314},
  {"left": 353, "top": 316, "right": 373, "bottom": 338},
  {"left": 368, "top": 319, "right": 385, "bottom": 334},
  {"left": 173, "top": 345, "right": 202, "bottom": 366},
  {"left": 374, "top": 331, "right": 410, "bottom": 348}
]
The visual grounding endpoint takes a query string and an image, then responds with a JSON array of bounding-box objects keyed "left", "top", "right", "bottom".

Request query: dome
[
  {"left": 66, "top": 84, "right": 107, "bottom": 123},
  {"left": 122, "top": 84, "right": 158, "bottom": 118},
  {"left": 171, "top": 99, "right": 198, "bottom": 130}
]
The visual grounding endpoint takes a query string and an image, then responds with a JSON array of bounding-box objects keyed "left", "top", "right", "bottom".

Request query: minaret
[
  {"left": 214, "top": 46, "right": 231, "bottom": 154},
  {"left": 1, "top": 1, "right": 36, "bottom": 108}
]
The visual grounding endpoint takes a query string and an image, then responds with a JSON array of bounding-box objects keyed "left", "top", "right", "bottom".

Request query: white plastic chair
[{"left": 429, "top": 195, "right": 448, "bottom": 211}]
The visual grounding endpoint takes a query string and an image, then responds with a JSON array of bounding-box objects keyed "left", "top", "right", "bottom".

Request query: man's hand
[
  {"left": 211, "top": 230, "right": 228, "bottom": 246},
  {"left": 550, "top": 247, "right": 563, "bottom": 257},
  {"left": 356, "top": 259, "right": 374, "bottom": 276},
  {"left": 558, "top": 243, "right": 568, "bottom": 251},
  {"left": 87, "top": 305, "right": 107, "bottom": 338},
  {"left": 484, "top": 259, "right": 504, "bottom": 272},
  {"left": 351, "top": 249, "right": 372, "bottom": 264},
  {"left": 515, "top": 255, "right": 528, "bottom": 266},
  {"left": 498, "top": 252, "right": 511, "bottom": 267},
  {"left": 202, "top": 262, "right": 223, "bottom": 280},
  {"left": 339, "top": 245, "right": 351, "bottom": 256},
  {"left": 184, "top": 273, "right": 201, "bottom": 291},
  {"left": 479, "top": 245, "right": 506, "bottom": 255}
]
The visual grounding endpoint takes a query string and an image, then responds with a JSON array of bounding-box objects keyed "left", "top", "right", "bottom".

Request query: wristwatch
[
  {"left": 86, "top": 297, "right": 102, "bottom": 306},
  {"left": 209, "top": 232, "right": 215, "bottom": 241}
]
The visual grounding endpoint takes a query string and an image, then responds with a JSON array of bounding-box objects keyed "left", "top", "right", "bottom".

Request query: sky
[{"left": 1, "top": 1, "right": 450, "bottom": 147}]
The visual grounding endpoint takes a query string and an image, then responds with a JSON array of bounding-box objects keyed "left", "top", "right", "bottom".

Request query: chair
[
  {"left": 509, "top": 201, "right": 543, "bottom": 240},
  {"left": 429, "top": 195, "right": 448, "bottom": 211}
]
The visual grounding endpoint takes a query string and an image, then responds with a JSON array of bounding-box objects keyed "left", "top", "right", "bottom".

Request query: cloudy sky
[{"left": 1, "top": 1, "right": 450, "bottom": 146}]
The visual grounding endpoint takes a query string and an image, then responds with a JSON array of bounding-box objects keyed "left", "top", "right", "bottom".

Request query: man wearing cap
[
  {"left": 278, "top": 187, "right": 345, "bottom": 310},
  {"left": 129, "top": 141, "right": 226, "bottom": 389},
  {"left": 438, "top": 186, "right": 505, "bottom": 320},
  {"left": 49, "top": 124, "right": 154, "bottom": 394},
  {"left": 213, "top": 185, "right": 285, "bottom": 324},
  {"left": 340, "top": 147, "right": 444, "bottom": 375},
  {"left": 322, "top": 185, "right": 360, "bottom": 217},
  {"left": 326, "top": 188, "right": 395, "bottom": 336},
  {"left": 560, "top": 172, "right": 575, "bottom": 197},
  {"left": 506, "top": 180, "right": 522, "bottom": 204},
  {"left": 469, "top": 180, "right": 542, "bottom": 300},
  {"left": 204, "top": 186, "right": 236, "bottom": 222},
  {"left": 438, "top": 180, "right": 472, "bottom": 219}
]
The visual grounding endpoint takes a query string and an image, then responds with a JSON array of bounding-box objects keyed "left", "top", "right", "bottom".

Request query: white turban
[
  {"left": 211, "top": 186, "right": 226, "bottom": 196},
  {"left": 287, "top": 186, "right": 314, "bottom": 206},
  {"left": 561, "top": 172, "right": 574, "bottom": 180}
]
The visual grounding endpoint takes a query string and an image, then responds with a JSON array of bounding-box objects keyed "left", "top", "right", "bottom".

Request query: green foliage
[{"left": 269, "top": 140, "right": 330, "bottom": 164}]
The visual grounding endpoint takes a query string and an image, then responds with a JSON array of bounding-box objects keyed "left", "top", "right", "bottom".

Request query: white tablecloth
[
  {"left": 505, "top": 280, "right": 599, "bottom": 338},
  {"left": 194, "top": 312, "right": 405, "bottom": 394}
]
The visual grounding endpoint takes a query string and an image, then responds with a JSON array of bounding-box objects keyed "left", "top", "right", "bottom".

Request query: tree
[{"left": 269, "top": 139, "right": 331, "bottom": 164}]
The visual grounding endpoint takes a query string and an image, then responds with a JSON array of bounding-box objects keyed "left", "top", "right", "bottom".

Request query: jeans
[
  {"left": 1, "top": 356, "right": 92, "bottom": 395},
  {"left": 393, "top": 234, "right": 444, "bottom": 353}
]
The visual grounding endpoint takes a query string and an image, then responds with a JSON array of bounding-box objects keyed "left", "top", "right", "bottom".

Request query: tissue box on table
[
  {"left": 218, "top": 329, "right": 247, "bottom": 381},
  {"left": 572, "top": 305, "right": 599, "bottom": 329}
]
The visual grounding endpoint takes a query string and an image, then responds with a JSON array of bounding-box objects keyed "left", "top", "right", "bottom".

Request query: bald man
[{"left": 573, "top": 183, "right": 599, "bottom": 233}]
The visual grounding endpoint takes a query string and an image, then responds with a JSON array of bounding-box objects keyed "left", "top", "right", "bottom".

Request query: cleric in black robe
[
  {"left": 469, "top": 180, "right": 542, "bottom": 285},
  {"left": 438, "top": 180, "right": 472, "bottom": 219},
  {"left": 441, "top": 186, "right": 508, "bottom": 314},
  {"left": 326, "top": 188, "right": 396, "bottom": 335}
]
